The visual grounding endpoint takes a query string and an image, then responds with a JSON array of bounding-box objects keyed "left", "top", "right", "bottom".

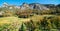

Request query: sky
[{"left": 0, "top": 0, "right": 60, "bottom": 6}]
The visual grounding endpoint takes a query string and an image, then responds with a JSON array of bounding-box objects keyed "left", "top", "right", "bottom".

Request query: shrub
[
  {"left": 3, "top": 10, "right": 13, "bottom": 17},
  {"left": 16, "top": 10, "right": 33, "bottom": 18}
]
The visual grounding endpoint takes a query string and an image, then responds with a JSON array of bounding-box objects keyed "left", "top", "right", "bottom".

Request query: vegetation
[{"left": 0, "top": 15, "right": 59, "bottom": 31}]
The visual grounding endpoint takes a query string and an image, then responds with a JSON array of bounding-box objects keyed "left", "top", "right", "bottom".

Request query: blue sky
[{"left": 0, "top": 0, "right": 60, "bottom": 6}]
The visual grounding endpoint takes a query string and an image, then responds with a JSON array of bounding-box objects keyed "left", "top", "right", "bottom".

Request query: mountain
[
  {"left": 0, "top": 2, "right": 50, "bottom": 11},
  {"left": 43, "top": 4, "right": 55, "bottom": 8},
  {"left": 43, "top": 4, "right": 60, "bottom": 9},
  {"left": 29, "top": 3, "right": 49, "bottom": 10},
  {"left": 20, "top": 3, "right": 49, "bottom": 10},
  {"left": 56, "top": 4, "right": 60, "bottom": 8},
  {"left": 20, "top": 3, "right": 31, "bottom": 10},
  {"left": 2, "top": 2, "right": 9, "bottom": 7}
]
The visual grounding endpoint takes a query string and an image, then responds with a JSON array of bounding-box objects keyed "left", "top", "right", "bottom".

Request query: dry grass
[{"left": 0, "top": 15, "right": 60, "bottom": 31}]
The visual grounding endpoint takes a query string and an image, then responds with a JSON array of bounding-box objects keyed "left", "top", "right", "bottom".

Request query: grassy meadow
[{"left": 0, "top": 15, "right": 60, "bottom": 31}]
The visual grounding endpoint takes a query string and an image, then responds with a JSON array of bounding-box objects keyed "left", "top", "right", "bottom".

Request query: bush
[
  {"left": 16, "top": 10, "right": 33, "bottom": 18},
  {"left": 2, "top": 10, "right": 13, "bottom": 17}
]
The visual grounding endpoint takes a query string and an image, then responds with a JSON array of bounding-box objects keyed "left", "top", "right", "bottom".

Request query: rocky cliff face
[
  {"left": 29, "top": 3, "right": 49, "bottom": 10},
  {"left": 20, "top": 3, "right": 49, "bottom": 10}
]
